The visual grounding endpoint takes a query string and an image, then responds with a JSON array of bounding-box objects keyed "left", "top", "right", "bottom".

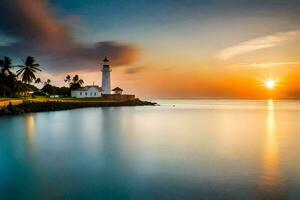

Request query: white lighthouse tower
[{"left": 101, "top": 56, "right": 111, "bottom": 94}]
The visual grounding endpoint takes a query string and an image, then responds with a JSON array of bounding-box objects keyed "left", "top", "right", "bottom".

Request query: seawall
[{"left": 0, "top": 100, "right": 156, "bottom": 116}]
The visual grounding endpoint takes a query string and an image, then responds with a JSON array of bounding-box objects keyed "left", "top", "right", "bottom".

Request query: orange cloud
[
  {"left": 216, "top": 30, "right": 300, "bottom": 60},
  {"left": 0, "top": 0, "right": 140, "bottom": 72}
]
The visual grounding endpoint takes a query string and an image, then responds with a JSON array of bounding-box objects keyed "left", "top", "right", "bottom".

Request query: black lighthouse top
[
  {"left": 102, "top": 56, "right": 110, "bottom": 71},
  {"left": 103, "top": 56, "right": 109, "bottom": 63}
]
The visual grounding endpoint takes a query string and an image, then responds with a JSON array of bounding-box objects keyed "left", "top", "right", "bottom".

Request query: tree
[
  {"left": 35, "top": 78, "right": 41, "bottom": 84},
  {"left": 44, "top": 79, "right": 51, "bottom": 86},
  {"left": 0, "top": 84, "right": 10, "bottom": 97},
  {"left": 0, "top": 57, "right": 17, "bottom": 97},
  {"left": 0, "top": 56, "right": 13, "bottom": 75},
  {"left": 64, "top": 75, "right": 71, "bottom": 83},
  {"left": 57, "top": 86, "right": 71, "bottom": 96},
  {"left": 68, "top": 75, "right": 84, "bottom": 90},
  {"left": 17, "top": 56, "right": 42, "bottom": 84},
  {"left": 42, "top": 84, "right": 55, "bottom": 95},
  {"left": 42, "top": 79, "right": 55, "bottom": 95}
]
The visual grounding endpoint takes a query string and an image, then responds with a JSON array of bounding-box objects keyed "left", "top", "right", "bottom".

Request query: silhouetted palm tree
[
  {"left": 0, "top": 56, "right": 13, "bottom": 75},
  {"left": 70, "top": 75, "right": 84, "bottom": 90},
  {"left": 17, "top": 56, "right": 42, "bottom": 84},
  {"left": 73, "top": 75, "right": 84, "bottom": 85},
  {"left": 78, "top": 79, "right": 84, "bottom": 86},
  {"left": 64, "top": 75, "right": 71, "bottom": 83},
  {"left": 72, "top": 75, "right": 79, "bottom": 83},
  {"left": 0, "top": 84, "right": 10, "bottom": 97},
  {"left": 44, "top": 79, "right": 51, "bottom": 86},
  {"left": 0, "top": 57, "right": 17, "bottom": 97},
  {"left": 35, "top": 78, "right": 41, "bottom": 84}
]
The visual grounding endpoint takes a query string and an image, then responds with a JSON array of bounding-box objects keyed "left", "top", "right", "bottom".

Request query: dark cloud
[
  {"left": 0, "top": 0, "right": 139, "bottom": 72},
  {"left": 125, "top": 66, "right": 148, "bottom": 74}
]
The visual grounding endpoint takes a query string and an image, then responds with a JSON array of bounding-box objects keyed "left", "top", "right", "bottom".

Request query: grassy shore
[{"left": 0, "top": 97, "right": 156, "bottom": 116}]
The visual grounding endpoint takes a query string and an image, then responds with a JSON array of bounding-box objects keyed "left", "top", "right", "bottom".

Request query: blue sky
[
  {"left": 48, "top": 0, "right": 300, "bottom": 60},
  {"left": 1, "top": 0, "right": 300, "bottom": 97}
]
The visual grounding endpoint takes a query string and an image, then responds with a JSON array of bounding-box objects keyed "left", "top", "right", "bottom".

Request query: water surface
[{"left": 0, "top": 100, "right": 300, "bottom": 199}]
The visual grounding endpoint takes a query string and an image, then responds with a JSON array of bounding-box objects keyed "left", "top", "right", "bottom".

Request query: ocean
[{"left": 0, "top": 99, "right": 299, "bottom": 199}]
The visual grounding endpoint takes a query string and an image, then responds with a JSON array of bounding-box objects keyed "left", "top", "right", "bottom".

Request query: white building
[
  {"left": 71, "top": 57, "right": 128, "bottom": 99},
  {"left": 101, "top": 56, "right": 111, "bottom": 94},
  {"left": 71, "top": 85, "right": 103, "bottom": 98}
]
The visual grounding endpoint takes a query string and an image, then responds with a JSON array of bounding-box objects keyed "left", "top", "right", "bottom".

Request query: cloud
[
  {"left": 0, "top": 0, "right": 139, "bottom": 72},
  {"left": 125, "top": 66, "right": 148, "bottom": 74},
  {"left": 216, "top": 30, "right": 300, "bottom": 60},
  {"left": 247, "top": 61, "right": 300, "bottom": 68}
]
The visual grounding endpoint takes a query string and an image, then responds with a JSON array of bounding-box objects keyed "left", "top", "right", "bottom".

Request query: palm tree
[
  {"left": 64, "top": 75, "right": 71, "bottom": 83},
  {"left": 0, "top": 56, "right": 13, "bottom": 75},
  {"left": 70, "top": 75, "right": 84, "bottom": 90},
  {"left": 72, "top": 75, "right": 79, "bottom": 83},
  {"left": 44, "top": 79, "right": 51, "bottom": 86},
  {"left": 77, "top": 79, "right": 84, "bottom": 86},
  {"left": 74, "top": 75, "right": 84, "bottom": 85},
  {"left": 0, "top": 84, "right": 10, "bottom": 97},
  {"left": 0, "top": 57, "right": 17, "bottom": 97},
  {"left": 17, "top": 56, "right": 42, "bottom": 84},
  {"left": 35, "top": 78, "right": 41, "bottom": 84}
]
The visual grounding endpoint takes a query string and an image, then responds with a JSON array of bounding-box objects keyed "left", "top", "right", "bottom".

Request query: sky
[{"left": 0, "top": 0, "right": 300, "bottom": 98}]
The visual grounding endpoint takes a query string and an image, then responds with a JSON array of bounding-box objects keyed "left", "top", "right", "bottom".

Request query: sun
[{"left": 265, "top": 80, "right": 275, "bottom": 90}]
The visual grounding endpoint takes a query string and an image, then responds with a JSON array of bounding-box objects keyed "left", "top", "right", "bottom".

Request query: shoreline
[{"left": 0, "top": 99, "right": 157, "bottom": 116}]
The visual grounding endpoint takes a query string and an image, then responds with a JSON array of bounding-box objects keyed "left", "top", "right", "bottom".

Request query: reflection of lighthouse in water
[{"left": 101, "top": 56, "right": 111, "bottom": 94}]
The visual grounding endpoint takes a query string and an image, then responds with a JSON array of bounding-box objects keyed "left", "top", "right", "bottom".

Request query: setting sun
[{"left": 266, "top": 80, "right": 275, "bottom": 90}]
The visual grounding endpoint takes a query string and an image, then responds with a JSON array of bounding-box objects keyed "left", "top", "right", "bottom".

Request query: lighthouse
[{"left": 101, "top": 56, "right": 111, "bottom": 94}]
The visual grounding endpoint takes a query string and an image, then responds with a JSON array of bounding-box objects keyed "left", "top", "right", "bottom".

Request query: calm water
[{"left": 0, "top": 100, "right": 300, "bottom": 199}]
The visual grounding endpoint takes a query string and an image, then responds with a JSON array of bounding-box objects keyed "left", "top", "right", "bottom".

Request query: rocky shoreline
[{"left": 0, "top": 99, "right": 157, "bottom": 116}]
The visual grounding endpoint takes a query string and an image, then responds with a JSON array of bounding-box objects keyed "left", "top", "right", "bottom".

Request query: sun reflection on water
[
  {"left": 25, "top": 114, "right": 37, "bottom": 160},
  {"left": 26, "top": 115, "right": 36, "bottom": 145},
  {"left": 259, "top": 100, "right": 284, "bottom": 200}
]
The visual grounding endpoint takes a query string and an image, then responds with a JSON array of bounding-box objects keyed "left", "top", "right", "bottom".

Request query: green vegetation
[
  {"left": 0, "top": 56, "right": 42, "bottom": 98},
  {"left": 16, "top": 56, "right": 42, "bottom": 84},
  {"left": 65, "top": 74, "right": 84, "bottom": 90},
  {"left": 0, "top": 56, "right": 156, "bottom": 115},
  {"left": 0, "top": 56, "right": 85, "bottom": 98}
]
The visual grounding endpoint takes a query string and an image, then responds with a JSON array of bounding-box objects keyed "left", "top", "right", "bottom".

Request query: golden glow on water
[
  {"left": 2, "top": 100, "right": 300, "bottom": 198},
  {"left": 265, "top": 100, "right": 279, "bottom": 182},
  {"left": 26, "top": 115, "right": 36, "bottom": 145},
  {"left": 259, "top": 100, "right": 284, "bottom": 199}
]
